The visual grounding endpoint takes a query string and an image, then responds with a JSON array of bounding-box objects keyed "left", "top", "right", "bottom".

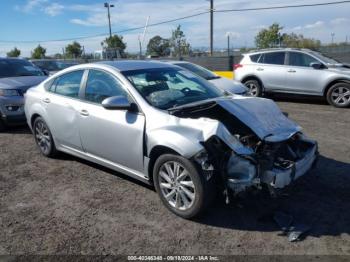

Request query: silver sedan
[{"left": 25, "top": 61, "right": 318, "bottom": 218}]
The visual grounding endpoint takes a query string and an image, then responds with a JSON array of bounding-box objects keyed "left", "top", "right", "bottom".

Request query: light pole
[
  {"left": 225, "top": 32, "right": 231, "bottom": 56},
  {"left": 331, "top": 33, "right": 335, "bottom": 44},
  {"left": 104, "top": 2, "right": 114, "bottom": 39},
  {"left": 209, "top": 0, "right": 214, "bottom": 56}
]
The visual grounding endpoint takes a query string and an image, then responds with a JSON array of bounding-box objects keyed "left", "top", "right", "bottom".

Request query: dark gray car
[{"left": 0, "top": 58, "right": 46, "bottom": 130}]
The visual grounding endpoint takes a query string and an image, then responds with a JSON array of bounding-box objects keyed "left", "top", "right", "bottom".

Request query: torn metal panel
[{"left": 215, "top": 97, "right": 302, "bottom": 142}]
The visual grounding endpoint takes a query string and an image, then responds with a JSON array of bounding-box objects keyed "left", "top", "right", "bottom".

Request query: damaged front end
[
  {"left": 226, "top": 133, "right": 318, "bottom": 194},
  {"left": 170, "top": 96, "right": 318, "bottom": 197}
]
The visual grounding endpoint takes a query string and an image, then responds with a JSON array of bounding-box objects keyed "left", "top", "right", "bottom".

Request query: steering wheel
[{"left": 181, "top": 87, "right": 191, "bottom": 94}]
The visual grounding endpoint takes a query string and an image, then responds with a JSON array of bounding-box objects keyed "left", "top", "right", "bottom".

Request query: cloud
[
  {"left": 330, "top": 17, "right": 349, "bottom": 25},
  {"left": 225, "top": 32, "right": 240, "bottom": 39},
  {"left": 304, "top": 21, "right": 324, "bottom": 29},
  {"left": 15, "top": 0, "right": 48, "bottom": 13},
  {"left": 44, "top": 3, "right": 64, "bottom": 16},
  {"left": 15, "top": 0, "right": 64, "bottom": 16}
]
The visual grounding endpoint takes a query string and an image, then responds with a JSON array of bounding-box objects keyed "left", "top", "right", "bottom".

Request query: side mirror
[
  {"left": 310, "top": 62, "right": 324, "bottom": 70},
  {"left": 42, "top": 69, "right": 50, "bottom": 76},
  {"left": 102, "top": 96, "right": 132, "bottom": 110}
]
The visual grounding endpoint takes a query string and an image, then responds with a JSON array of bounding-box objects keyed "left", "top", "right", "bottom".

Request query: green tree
[
  {"left": 282, "top": 33, "right": 321, "bottom": 50},
  {"left": 65, "top": 41, "right": 83, "bottom": 58},
  {"left": 170, "top": 25, "right": 191, "bottom": 57},
  {"left": 101, "top": 34, "right": 127, "bottom": 58},
  {"left": 31, "top": 45, "right": 46, "bottom": 59},
  {"left": 255, "top": 23, "right": 283, "bottom": 49},
  {"left": 146, "top": 35, "right": 170, "bottom": 57},
  {"left": 7, "top": 47, "right": 21, "bottom": 57}
]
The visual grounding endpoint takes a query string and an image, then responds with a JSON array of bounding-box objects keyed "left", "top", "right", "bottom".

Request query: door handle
[
  {"left": 42, "top": 98, "right": 50, "bottom": 103},
  {"left": 288, "top": 69, "right": 296, "bottom": 73},
  {"left": 80, "top": 109, "right": 89, "bottom": 116},
  {"left": 257, "top": 68, "right": 264, "bottom": 71}
]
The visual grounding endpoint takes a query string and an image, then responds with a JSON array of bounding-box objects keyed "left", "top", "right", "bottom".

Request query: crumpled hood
[
  {"left": 210, "top": 77, "right": 248, "bottom": 94},
  {"left": 216, "top": 97, "right": 302, "bottom": 142},
  {"left": 0, "top": 76, "right": 47, "bottom": 92}
]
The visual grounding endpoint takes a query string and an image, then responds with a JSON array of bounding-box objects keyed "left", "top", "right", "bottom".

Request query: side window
[
  {"left": 43, "top": 78, "right": 55, "bottom": 91},
  {"left": 250, "top": 54, "right": 261, "bottom": 63},
  {"left": 261, "top": 52, "right": 286, "bottom": 65},
  {"left": 54, "top": 70, "right": 84, "bottom": 98},
  {"left": 85, "top": 70, "right": 127, "bottom": 104},
  {"left": 289, "top": 52, "right": 319, "bottom": 67}
]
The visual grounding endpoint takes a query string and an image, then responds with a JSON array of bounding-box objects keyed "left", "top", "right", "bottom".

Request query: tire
[
  {"left": 326, "top": 82, "right": 350, "bottom": 108},
  {"left": 33, "top": 117, "right": 58, "bottom": 157},
  {"left": 243, "top": 79, "right": 263, "bottom": 97},
  {"left": 153, "top": 154, "right": 214, "bottom": 219},
  {"left": 0, "top": 120, "right": 5, "bottom": 132}
]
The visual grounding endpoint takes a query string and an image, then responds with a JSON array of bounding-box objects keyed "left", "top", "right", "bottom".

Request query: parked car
[
  {"left": 0, "top": 58, "right": 46, "bottom": 130},
  {"left": 25, "top": 61, "right": 318, "bottom": 218},
  {"left": 31, "top": 59, "right": 79, "bottom": 75},
  {"left": 166, "top": 60, "right": 248, "bottom": 95},
  {"left": 234, "top": 48, "right": 350, "bottom": 107}
]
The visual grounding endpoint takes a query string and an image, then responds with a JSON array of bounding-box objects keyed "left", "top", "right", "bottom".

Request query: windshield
[
  {"left": 173, "top": 62, "right": 220, "bottom": 80},
  {"left": 309, "top": 51, "right": 341, "bottom": 64},
  {"left": 0, "top": 59, "right": 44, "bottom": 78},
  {"left": 122, "top": 67, "right": 223, "bottom": 110}
]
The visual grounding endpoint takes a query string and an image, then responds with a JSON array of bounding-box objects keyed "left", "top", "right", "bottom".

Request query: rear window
[
  {"left": 250, "top": 54, "right": 261, "bottom": 62},
  {"left": 260, "top": 52, "right": 286, "bottom": 65}
]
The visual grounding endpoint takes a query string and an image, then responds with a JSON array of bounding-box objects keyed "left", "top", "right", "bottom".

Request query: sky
[{"left": 0, "top": 0, "right": 349, "bottom": 57}]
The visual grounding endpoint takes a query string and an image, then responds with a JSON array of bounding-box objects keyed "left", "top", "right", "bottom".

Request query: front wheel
[
  {"left": 33, "top": 117, "right": 58, "bottom": 157},
  {"left": 153, "top": 154, "right": 214, "bottom": 219},
  {"left": 326, "top": 83, "right": 350, "bottom": 108},
  {"left": 0, "top": 119, "right": 5, "bottom": 132},
  {"left": 243, "top": 79, "right": 263, "bottom": 97}
]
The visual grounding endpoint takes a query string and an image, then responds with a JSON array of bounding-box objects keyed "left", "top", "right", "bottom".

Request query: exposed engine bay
[{"left": 170, "top": 97, "right": 318, "bottom": 197}]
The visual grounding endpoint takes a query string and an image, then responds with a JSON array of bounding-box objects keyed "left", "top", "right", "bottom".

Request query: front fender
[{"left": 147, "top": 127, "right": 204, "bottom": 158}]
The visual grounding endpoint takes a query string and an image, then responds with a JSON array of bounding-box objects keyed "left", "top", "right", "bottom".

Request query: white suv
[{"left": 234, "top": 48, "right": 350, "bottom": 107}]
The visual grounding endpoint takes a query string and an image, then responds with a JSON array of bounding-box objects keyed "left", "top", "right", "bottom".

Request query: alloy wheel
[
  {"left": 158, "top": 161, "right": 196, "bottom": 211},
  {"left": 246, "top": 83, "right": 258, "bottom": 96},
  {"left": 331, "top": 86, "right": 350, "bottom": 106},
  {"left": 34, "top": 120, "right": 51, "bottom": 155}
]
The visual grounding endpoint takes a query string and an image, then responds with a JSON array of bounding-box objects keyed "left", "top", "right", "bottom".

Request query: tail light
[{"left": 234, "top": 64, "right": 243, "bottom": 70}]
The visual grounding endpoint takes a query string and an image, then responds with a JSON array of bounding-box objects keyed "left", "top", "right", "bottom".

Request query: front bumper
[
  {"left": 0, "top": 96, "right": 26, "bottom": 126},
  {"left": 262, "top": 142, "right": 318, "bottom": 189},
  {"left": 227, "top": 138, "right": 318, "bottom": 193},
  {"left": 1, "top": 113, "right": 26, "bottom": 126}
]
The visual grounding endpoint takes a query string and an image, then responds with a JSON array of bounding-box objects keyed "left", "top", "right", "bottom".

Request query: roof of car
[
  {"left": 0, "top": 57, "right": 27, "bottom": 61},
  {"left": 98, "top": 60, "right": 174, "bottom": 71},
  {"left": 164, "top": 60, "right": 188, "bottom": 64},
  {"left": 245, "top": 48, "right": 314, "bottom": 55}
]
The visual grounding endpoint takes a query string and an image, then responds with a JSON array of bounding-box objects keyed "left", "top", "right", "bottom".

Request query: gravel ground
[{"left": 0, "top": 96, "right": 349, "bottom": 256}]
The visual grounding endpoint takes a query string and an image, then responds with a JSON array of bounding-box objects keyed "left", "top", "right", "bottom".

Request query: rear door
[
  {"left": 255, "top": 51, "right": 287, "bottom": 91},
  {"left": 285, "top": 51, "right": 326, "bottom": 94},
  {"left": 43, "top": 70, "right": 85, "bottom": 151}
]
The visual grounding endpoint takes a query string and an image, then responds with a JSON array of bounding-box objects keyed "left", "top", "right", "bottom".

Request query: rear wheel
[
  {"left": 153, "top": 154, "right": 214, "bottom": 219},
  {"left": 243, "top": 79, "right": 262, "bottom": 97},
  {"left": 33, "top": 117, "right": 57, "bottom": 157},
  {"left": 326, "top": 83, "right": 350, "bottom": 108}
]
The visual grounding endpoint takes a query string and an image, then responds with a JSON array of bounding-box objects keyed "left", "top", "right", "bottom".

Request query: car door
[
  {"left": 78, "top": 69, "right": 145, "bottom": 173},
  {"left": 255, "top": 51, "right": 287, "bottom": 91},
  {"left": 285, "top": 51, "right": 326, "bottom": 94},
  {"left": 43, "top": 70, "right": 85, "bottom": 151}
]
